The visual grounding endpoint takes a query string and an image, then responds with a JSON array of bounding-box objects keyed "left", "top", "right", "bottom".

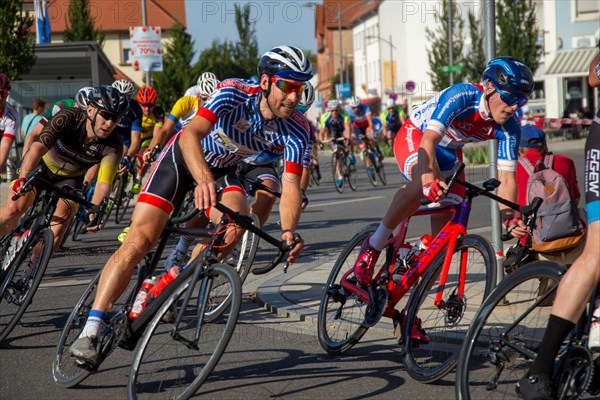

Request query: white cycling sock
[
  {"left": 79, "top": 310, "right": 106, "bottom": 339},
  {"left": 369, "top": 223, "right": 393, "bottom": 251}
]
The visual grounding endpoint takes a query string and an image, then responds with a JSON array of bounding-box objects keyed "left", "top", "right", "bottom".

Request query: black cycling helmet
[
  {"left": 257, "top": 45, "right": 313, "bottom": 82},
  {"left": 482, "top": 56, "right": 534, "bottom": 99},
  {"left": 88, "top": 85, "right": 130, "bottom": 116}
]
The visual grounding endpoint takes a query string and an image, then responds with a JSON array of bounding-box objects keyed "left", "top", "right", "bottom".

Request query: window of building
[
  {"left": 575, "top": 0, "right": 599, "bottom": 18},
  {"left": 120, "top": 34, "right": 132, "bottom": 65}
]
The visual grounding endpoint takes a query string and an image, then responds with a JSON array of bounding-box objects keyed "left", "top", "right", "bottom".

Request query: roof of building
[{"left": 24, "top": 0, "right": 186, "bottom": 32}]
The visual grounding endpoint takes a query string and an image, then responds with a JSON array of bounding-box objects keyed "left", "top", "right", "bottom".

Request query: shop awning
[{"left": 546, "top": 48, "right": 598, "bottom": 77}]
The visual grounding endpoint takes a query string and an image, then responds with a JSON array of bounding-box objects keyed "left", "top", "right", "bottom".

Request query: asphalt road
[{"left": 0, "top": 139, "right": 588, "bottom": 399}]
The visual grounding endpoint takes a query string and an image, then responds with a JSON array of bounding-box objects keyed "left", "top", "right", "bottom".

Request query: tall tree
[
  {"left": 64, "top": 0, "right": 104, "bottom": 47},
  {"left": 233, "top": 4, "right": 259, "bottom": 78},
  {"left": 462, "top": 10, "right": 486, "bottom": 83},
  {"left": 496, "top": 0, "right": 541, "bottom": 73},
  {"left": 152, "top": 21, "right": 196, "bottom": 110},
  {"left": 0, "top": 0, "right": 35, "bottom": 79},
  {"left": 425, "top": 0, "right": 465, "bottom": 91}
]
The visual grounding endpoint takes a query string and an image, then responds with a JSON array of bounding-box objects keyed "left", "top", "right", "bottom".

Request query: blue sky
[{"left": 184, "top": 1, "right": 317, "bottom": 62}]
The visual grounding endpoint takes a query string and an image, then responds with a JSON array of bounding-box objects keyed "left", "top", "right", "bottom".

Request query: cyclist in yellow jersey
[
  {"left": 131, "top": 86, "right": 164, "bottom": 194},
  {"left": 147, "top": 73, "right": 220, "bottom": 157}
]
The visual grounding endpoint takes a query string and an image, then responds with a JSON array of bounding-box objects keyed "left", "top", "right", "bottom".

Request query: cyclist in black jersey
[
  {"left": 517, "top": 51, "right": 600, "bottom": 400},
  {"left": 0, "top": 86, "right": 128, "bottom": 249},
  {"left": 112, "top": 80, "right": 143, "bottom": 161}
]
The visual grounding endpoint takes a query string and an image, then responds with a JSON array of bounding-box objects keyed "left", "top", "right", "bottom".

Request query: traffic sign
[{"left": 441, "top": 65, "right": 462, "bottom": 73}]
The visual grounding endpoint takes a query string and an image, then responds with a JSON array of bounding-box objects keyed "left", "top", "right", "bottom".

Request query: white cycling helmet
[
  {"left": 296, "top": 82, "right": 315, "bottom": 114},
  {"left": 184, "top": 85, "right": 200, "bottom": 97},
  {"left": 197, "top": 72, "right": 217, "bottom": 86},
  {"left": 197, "top": 77, "right": 220, "bottom": 99},
  {"left": 257, "top": 45, "right": 313, "bottom": 82},
  {"left": 385, "top": 98, "right": 396, "bottom": 109},
  {"left": 111, "top": 79, "right": 135, "bottom": 98},
  {"left": 326, "top": 99, "right": 341, "bottom": 111},
  {"left": 75, "top": 86, "right": 94, "bottom": 108},
  {"left": 347, "top": 96, "right": 361, "bottom": 108}
]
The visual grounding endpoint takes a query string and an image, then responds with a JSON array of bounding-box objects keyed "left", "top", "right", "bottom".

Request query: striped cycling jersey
[
  {"left": 409, "top": 82, "right": 522, "bottom": 171},
  {"left": 0, "top": 102, "right": 19, "bottom": 140},
  {"left": 345, "top": 104, "right": 371, "bottom": 129},
  {"left": 195, "top": 78, "right": 311, "bottom": 176}
]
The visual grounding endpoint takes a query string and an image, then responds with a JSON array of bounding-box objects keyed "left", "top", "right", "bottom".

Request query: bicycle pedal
[{"left": 74, "top": 358, "right": 99, "bottom": 372}]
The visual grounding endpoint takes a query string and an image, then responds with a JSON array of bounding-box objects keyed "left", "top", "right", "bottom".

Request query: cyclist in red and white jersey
[
  {"left": 0, "top": 73, "right": 20, "bottom": 177},
  {"left": 70, "top": 45, "right": 313, "bottom": 363},
  {"left": 353, "top": 56, "right": 534, "bottom": 289}
]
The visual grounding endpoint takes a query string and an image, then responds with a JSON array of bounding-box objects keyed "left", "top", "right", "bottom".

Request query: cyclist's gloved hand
[
  {"left": 11, "top": 177, "right": 26, "bottom": 196},
  {"left": 422, "top": 179, "right": 447, "bottom": 202},
  {"left": 118, "top": 156, "right": 132, "bottom": 174},
  {"left": 504, "top": 217, "right": 529, "bottom": 238},
  {"left": 300, "top": 189, "right": 309, "bottom": 211}
]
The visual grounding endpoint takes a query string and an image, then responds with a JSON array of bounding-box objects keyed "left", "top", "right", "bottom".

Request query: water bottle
[
  {"left": 129, "top": 276, "right": 157, "bottom": 320},
  {"left": 404, "top": 234, "right": 433, "bottom": 269},
  {"left": 148, "top": 266, "right": 181, "bottom": 300},
  {"left": 589, "top": 296, "right": 600, "bottom": 351},
  {"left": 392, "top": 245, "right": 412, "bottom": 282}
]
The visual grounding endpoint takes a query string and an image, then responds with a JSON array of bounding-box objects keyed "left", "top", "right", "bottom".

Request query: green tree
[
  {"left": 462, "top": 10, "right": 486, "bottom": 82},
  {"left": 233, "top": 4, "right": 259, "bottom": 78},
  {"left": 64, "top": 0, "right": 104, "bottom": 47},
  {"left": 0, "top": 0, "right": 35, "bottom": 79},
  {"left": 152, "top": 21, "right": 196, "bottom": 110},
  {"left": 425, "top": 0, "right": 465, "bottom": 90},
  {"left": 496, "top": 0, "right": 541, "bottom": 73}
]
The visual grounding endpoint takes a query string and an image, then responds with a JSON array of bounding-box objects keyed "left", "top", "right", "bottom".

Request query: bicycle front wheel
[
  {"left": 455, "top": 261, "right": 561, "bottom": 400},
  {"left": 115, "top": 173, "right": 132, "bottom": 224},
  {"left": 317, "top": 224, "right": 377, "bottom": 355},
  {"left": 0, "top": 228, "right": 53, "bottom": 343},
  {"left": 346, "top": 155, "right": 358, "bottom": 191},
  {"left": 230, "top": 213, "right": 260, "bottom": 286},
  {"left": 128, "top": 263, "right": 242, "bottom": 400},
  {"left": 363, "top": 150, "right": 377, "bottom": 187},
  {"left": 375, "top": 157, "right": 386, "bottom": 185},
  {"left": 402, "top": 234, "right": 497, "bottom": 382},
  {"left": 332, "top": 152, "right": 344, "bottom": 193}
]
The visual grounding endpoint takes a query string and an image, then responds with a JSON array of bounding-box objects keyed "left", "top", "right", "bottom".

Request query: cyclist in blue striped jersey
[{"left": 69, "top": 45, "right": 313, "bottom": 363}]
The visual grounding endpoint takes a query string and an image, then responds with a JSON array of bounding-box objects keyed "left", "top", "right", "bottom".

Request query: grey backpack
[{"left": 519, "top": 154, "right": 585, "bottom": 252}]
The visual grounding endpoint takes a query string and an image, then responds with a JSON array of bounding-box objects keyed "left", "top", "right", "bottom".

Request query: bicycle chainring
[
  {"left": 555, "top": 345, "right": 594, "bottom": 400},
  {"left": 444, "top": 293, "right": 466, "bottom": 326},
  {"left": 363, "top": 287, "right": 387, "bottom": 327}
]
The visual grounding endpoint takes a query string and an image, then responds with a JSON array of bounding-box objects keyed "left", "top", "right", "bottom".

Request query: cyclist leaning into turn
[
  {"left": 353, "top": 56, "right": 534, "bottom": 293},
  {"left": 380, "top": 98, "right": 406, "bottom": 146},
  {"left": 0, "top": 86, "right": 128, "bottom": 251},
  {"left": 516, "top": 51, "right": 600, "bottom": 400},
  {"left": 69, "top": 45, "right": 312, "bottom": 364}
]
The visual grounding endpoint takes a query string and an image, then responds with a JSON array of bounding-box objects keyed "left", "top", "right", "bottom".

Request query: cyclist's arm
[
  {"left": 417, "top": 129, "right": 443, "bottom": 185},
  {"left": 127, "top": 129, "right": 142, "bottom": 159},
  {"left": 589, "top": 51, "right": 600, "bottom": 88},
  {"left": 150, "top": 118, "right": 176, "bottom": 150},
  {"left": 22, "top": 120, "right": 45, "bottom": 156},
  {"left": 19, "top": 140, "right": 47, "bottom": 178},
  {"left": 83, "top": 163, "right": 100, "bottom": 187},
  {"left": 366, "top": 112, "right": 375, "bottom": 133},
  {"left": 343, "top": 121, "right": 351, "bottom": 140}
]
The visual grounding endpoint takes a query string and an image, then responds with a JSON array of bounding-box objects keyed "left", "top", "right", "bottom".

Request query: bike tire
[
  {"left": 127, "top": 263, "right": 242, "bottom": 400},
  {"left": 0, "top": 228, "right": 53, "bottom": 343},
  {"left": 317, "top": 224, "right": 378, "bottom": 355},
  {"left": 52, "top": 272, "right": 100, "bottom": 387},
  {"left": 375, "top": 157, "right": 387, "bottom": 185},
  {"left": 332, "top": 153, "right": 344, "bottom": 193},
  {"left": 310, "top": 165, "right": 320, "bottom": 186},
  {"left": 346, "top": 155, "right": 358, "bottom": 191},
  {"left": 402, "top": 234, "right": 497, "bottom": 383},
  {"left": 455, "top": 261, "right": 562, "bottom": 400},
  {"left": 71, "top": 217, "right": 84, "bottom": 242},
  {"left": 114, "top": 173, "right": 129, "bottom": 224},
  {"left": 363, "top": 150, "right": 377, "bottom": 187}
]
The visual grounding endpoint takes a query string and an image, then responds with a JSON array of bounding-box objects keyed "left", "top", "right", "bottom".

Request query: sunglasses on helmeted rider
[
  {"left": 98, "top": 110, "right": 121, "bottom": 122},
  {"left": 270, "top": 76, "right": 305, "bottom": 95},
  {"left": 140, "top": 102, "right": 156, "bottom": 108},
  {"left": 495, "top": 89, "right": 528, "bottom": 108}
]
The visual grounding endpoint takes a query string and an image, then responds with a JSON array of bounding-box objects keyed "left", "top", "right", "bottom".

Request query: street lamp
[{"left": 365, "top": 35, "right": 396, "bottom": 97}]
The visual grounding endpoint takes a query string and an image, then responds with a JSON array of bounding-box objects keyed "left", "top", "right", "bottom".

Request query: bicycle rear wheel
[
  {"left": 317, "top": 224, "right": 377, "bottom": 354},
  {"left": 363, "top": 150, "right": 377, "bottom": 187},
  {"left": 128, "top": 263, "right": 241, "bottom": 399},
  {"left": 402, "top": 234, "right": 497, "bottom": 382},
  {"left": 375, "top": 157, "right": 386, "bottom": 185},
  {"left": 456, "top": 261, "right": 561, "bottom": 400},
  {"left": 0, "top": 228, "right": 53, "bottom": 343},
  {"left": 332, "top": 153, "right": 344, "bottom": 193},
  {"left": 114, "top": 173, "right": 132, "bottom": 224}
]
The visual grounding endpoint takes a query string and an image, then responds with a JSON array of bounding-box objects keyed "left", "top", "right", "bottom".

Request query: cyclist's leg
[
  {"left": 430, "top": 147, "right": 465, "bottom": 234},
  {"left": 0, "top": 184, "right": 35, "bottom": 235},
  {"left": 519, "top": 112, "right": 600, "bottom": 396},
  {"left": 245, "top": 164, "right": 280, "bottom": 226},
  {"left": 354, "top": 121, "right": 423, "bottom": 286}
]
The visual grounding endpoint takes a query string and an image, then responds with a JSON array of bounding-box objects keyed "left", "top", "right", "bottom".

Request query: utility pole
[
  {"left": 141, "top": 0, "right": 151, "bottom": 85},
  {"left": 448, "top": 0, "right": 454, "bottom": 85}
]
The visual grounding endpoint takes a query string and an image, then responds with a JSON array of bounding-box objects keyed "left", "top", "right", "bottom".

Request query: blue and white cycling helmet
[
  {"left": 347, "top": 96, "right": 361, "bottom": 108},
  {"left": 296, "top": 82, "right": 315, "bottom": 114},
  {"left": 257, "top": 45, "right": 313, "bottom": 82},
  {"left": 482, "top": 56, "right": 534, "bottom": 107}
]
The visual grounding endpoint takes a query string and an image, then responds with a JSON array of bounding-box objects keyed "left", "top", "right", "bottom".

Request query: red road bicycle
[{"left": 318, "top": 163, "right": 540, "bottom": 383}]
